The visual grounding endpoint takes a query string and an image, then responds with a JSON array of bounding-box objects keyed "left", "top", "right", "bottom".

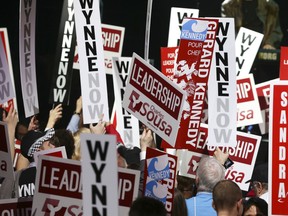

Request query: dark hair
[
  {"left": 129, "top": 196, "right": 166, "bottom": 216},
  {"left": 172, "top": 188, "right": 188, "bottom": 216},
  {"left": 0, "top": 107, "right": 7, "bottom": 121},
  {"left": 176, "top": 174, "right": 197, "bottom": 198},
  {"left": 243, "top": 197, "right": 268, "bottom": 216},
  {"left": 55, "top": 129, "right": 75, "bottom": 159}
]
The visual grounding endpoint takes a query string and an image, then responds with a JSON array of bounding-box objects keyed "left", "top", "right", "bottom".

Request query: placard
[
  {"left": 0, "top": 197, "right": 32, "bottom": 216},
  {"left": 279, "top": 46, "right": 288, "bottom": 80},
  {"left": 269, "top": 81, "right": 288, "bottom": 215},
  {"left": 122, "top": 53, "right": 185, "bottom": 147},
  {"left": 32, "top": 156, "right": 82, "bottom": 215},
  {"left": 80, "top": 134, "right": 118, "bottom": 216}
]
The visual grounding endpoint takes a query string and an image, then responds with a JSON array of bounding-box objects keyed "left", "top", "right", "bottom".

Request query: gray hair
[{"left": 196, "top": 156, "right": 225, "bottom": 192}]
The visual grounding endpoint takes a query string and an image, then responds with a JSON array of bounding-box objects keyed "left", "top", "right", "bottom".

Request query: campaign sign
[
  {"left": 33, "top": 146, "right": 67, "bottom": 166},
  {"left": 80, "top": 134, "right": 118, "bottom": 216},
  {"left": 162, "top": 18, "right": 219, "bottom": 149},
  {"left": 19, "top": 0, "right": 39, "bottom": 117},
  {"left": 177, "top": 124, "right": 261, "bottom": 191},
  {"left": 256, "top": 78, "right": 279, "bottom": 134},
  {"left": 0, "top": 197, "right": 32, "bottom": 216},
  {"left": 236, "top": 74, "right": 263, "bottom": 127},
  {"left": 32, "top": 156, "right": 82, "bottom": 215},
  {"left": 235, "top": 27, "right": 263, "bottom": 76},
  {"left": 73, "top": 24, "right": 125, "bottom": 73},
  {"left": 143, "top": 147, "right": 177, "bottom": 214},
  {"left": 118, "top": 167, "right": 140, "bottom": 216},
  {"left": 0, "top": 122, "right": 14, "bottom": 180},
  {"left": 49, "top": 0, "right": 76, "bottom": 105},
  {"left": 0, "top": 28, "right": 18, "bottom": 112},
  {"left": 167, "top": 7, "right": 199, "bottom": 47},
  {"left": 102, "top": 24, "right": 125, "bottom": 74},
  {"left": 208, "top": 17, "right": 237, "bottom": 148},
  {"left": 74, "top": 0, "right": 109, "bottom": 123},
  {"left": 279, "top": 46, "right": 288, "bottom": 80},
  {"left": 160, "top": 46, "right": 178, "bottom": 79},
  {"left": 122, "top": 53, "right": 185, "bottom": 147},
  {"left": 0, "top": 36, "right": 15, "bottom": 104},
  {"left": 112, "top": 57, "right": 140, "bottom": 148},
  {"left": 269, "top": 81, "right": 288, "bottom": 215}
]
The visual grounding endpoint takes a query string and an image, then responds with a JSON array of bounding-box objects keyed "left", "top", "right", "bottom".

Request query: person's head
[
  {"left": 246, "top": 163, "right": 268, "bottom": 197},
  {"left": 55, "top": 129, "right": 75, "bottom": 159},
  {"left": 21, "top": 128, "right": 58, "bottom": 162},
  {"left": 172, "top": 188, "right": 188, "bottom": 216},
  {"left": 212, "top": 180, "right": 243, "bottom": 216},
  {"left": 129, "top": 196, "right": 167, "bottom": 216},
  {"left": 196, "top": 156, "right": 225, "bottom": 192},
  {"left": 176, "top": 174, "right": 196, "bottom": 199},
  {"left": 243, "top": 197, "right": 268, "bottom": 216},
  {"left": 0, "top": 107, "right": 7, "bottom": 121},
  {"left": 117, "top": 145, "right": 141, "bottom": 169}
]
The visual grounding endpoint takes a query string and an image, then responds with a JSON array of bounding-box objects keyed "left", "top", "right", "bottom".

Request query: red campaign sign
[
  {"left": 144, "top": 148, "right": 177, "bottom": 214},
  {"left": 0, "top": 199, "right": 32, "bottom": 215},
  {"left": 256, "top": 83, "right": 271, "bottom": 110},
  {"left": 160, "top": 47, "right": 178, "bottom": 78},
  {"left": 270, "top": 83, "right": 288, "bottom": 215},
  {"left": 102, "top": 27, "right": 122, "bottom": 52},
  {"left": 118, "top": 171, "right": 136, "bottom": 207},
  {"left": 162, "top": 18, "right": 219, "bottom": 149},
  {"left": 237, "top": 77, "right": 254, "bottom": 103},
  {"left": 279, "top": 46, "right": 288, "bottom": 80},
  {"left": 129, "top": 57, "right": 183, "bottom": 119},
  {"left": 38, "top": 160, "right": 82, "bottom": 199}
]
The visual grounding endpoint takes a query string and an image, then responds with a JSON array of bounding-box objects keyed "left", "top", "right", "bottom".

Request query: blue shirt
[{"left": 186, "top": 192, "right": 216, "bottom": 216}]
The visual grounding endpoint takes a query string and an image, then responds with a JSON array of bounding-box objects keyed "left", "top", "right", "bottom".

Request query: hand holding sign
[
  {"left": 46, "top": 104, "right": 63, "bottom": 129},
  {"left": 140, "top": 128, "right": 155, "bottom": 152}
]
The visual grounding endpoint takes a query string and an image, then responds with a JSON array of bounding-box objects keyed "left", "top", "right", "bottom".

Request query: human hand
[
  {"left": 46, "top": 104, "right": 63, "bottom": 128},
  {"left": 213, "top": 147, "right": 229, "bottom": 166},
  {"left": 3, "top": 105, "right": 18, "bottom": 130},
  {"left": 140, "top": 127, "right": 155, "bottom": 152},
  {"left": 28, "top": 115, "right": 39, "bottom": 131},
  {"left": 263, "top": 44, "right": 276, "bottom": 50},
  {"left": 90, "top": 121, "right": 106, "bottom": 134}
]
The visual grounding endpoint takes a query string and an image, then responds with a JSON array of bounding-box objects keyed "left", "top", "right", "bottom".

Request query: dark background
[{"left": 0, "top": 0, "right": 286, "bottom": 129}]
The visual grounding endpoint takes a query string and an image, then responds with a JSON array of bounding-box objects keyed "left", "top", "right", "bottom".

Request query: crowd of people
[{"left": 0, "top": 94, "right": 270, "bottom": 216}]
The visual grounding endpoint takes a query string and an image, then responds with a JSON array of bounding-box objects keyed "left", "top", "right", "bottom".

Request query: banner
[
  {"left": 235, "top": 27, "right": 263, "bottom": 76},
  {"left": 167, "top": 7, "right": 199, "bottom": 47},
  {"left": 118, "top": 167, "right": 140, "bottom": 215},
  {"left": 32, "top": 156, "right": 82, "bottom": 215},
  {"left": 236, "top": 74, "right": 262, "bottom": 127},
  {"left": 49, "top": 0, "right": 76, "bottom": 105},
  {"left": 0, "top": 122, "right": 14, "bottom": 180},
  {"left": 160, "top": 46, "right": 178, "bottom": 79},
  {"left": 0, "top": 197, "right": 32, "bottom": 216},
  {"left": 74, "top": 0, "right": 109, "bottom": 123},
  {"left": 208, "top": 17, "right": 237, "bottom": 148},
  {"left": 19, "top": 0, "right": 39, "bottom": 117},
  {"left": 269, "top": 81, "right": 288, "bottom": 215},
  {"left": 256, "top": 78, "right": 279, "bottom": 134},
  {"left": 80, "top": 134, "right": 118, "bottom": 216},
  {"left": 279, "top": 46, "right": 288, "bottom": 80},
  {"left": 178, "top": 124, "right": 261, "bottom": 191},
  {"left": 162, "top": 18, "right": 219, "bottom": 149},
  {"left": 112, "top": 57, "right": 140, "bottom": 148},
  {"left": 143, "top": 147, "right": 177, "bottom": 214},
  {"left": 122, "top": 53, "right": 185, "bottom": 147}
]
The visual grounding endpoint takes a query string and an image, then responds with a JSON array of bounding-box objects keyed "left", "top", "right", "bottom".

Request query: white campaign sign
[
  {"left": 74, "top": 0, "right": 109, "bottom": 123},
  {"left": 19, "top": 0, "right": 39, "bottom": 117},
  {"left": 208, "top": 17, "right": 237, "bottom": 147},
  {"left": 112, "top": 57, "right": 140, "bottom": 148},
  {"left": 81, "top": 134, "right": 118, "bottom": 216},
  {"left": 167, "top": 7, "right": 199, "bottom": 47},
  {"left": 235, "top": 27, "right": 263, "bottom": 76}
]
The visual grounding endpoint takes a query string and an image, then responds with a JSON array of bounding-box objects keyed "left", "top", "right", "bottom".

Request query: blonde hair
[{"left": 72, "top": 127, "right": 90, "bottom": 161}]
